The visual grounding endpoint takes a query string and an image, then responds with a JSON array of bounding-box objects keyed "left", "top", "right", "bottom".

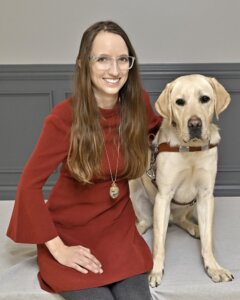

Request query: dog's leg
[
  {"left": 141, "top": 172, "right": 158, "bottom": 204},
  {"left": 129, "top": 178, "right": 153, "bottom": 234},
  {"left": 197, "top": 193, "right": 234, "bottom": 282},
  {"left": 149, "top": 192, "right": 171, "bottom": 287},
  {"left": 172, "top": 206, "right": 200, "bottom": 239}
]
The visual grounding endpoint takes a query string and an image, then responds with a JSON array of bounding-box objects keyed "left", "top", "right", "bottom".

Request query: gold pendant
[{"left": 110, "top": 182, "right": 119, "bottom": 199}]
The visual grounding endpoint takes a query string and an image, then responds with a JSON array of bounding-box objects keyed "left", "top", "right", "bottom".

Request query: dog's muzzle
[{"left": 188, "top": 116, "right": 202, "bottom": 139}]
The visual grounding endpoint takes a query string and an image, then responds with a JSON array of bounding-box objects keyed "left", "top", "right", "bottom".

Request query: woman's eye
[
  {"left": 118, "top": 56, "right": 128, "bottom": 63},
  {"left": 176, "top": 98, "right": 186, "bottom": 106},
  {"left": 200, "top": 95, "right": 210, "bottom": 103},
  {"left": 97, "top": 56, "right": 109, "bottom": 63}
]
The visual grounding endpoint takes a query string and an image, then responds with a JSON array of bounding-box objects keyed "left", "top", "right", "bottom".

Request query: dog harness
[{"left": 146, "top": 142, "right": 218, "bottom": 206}]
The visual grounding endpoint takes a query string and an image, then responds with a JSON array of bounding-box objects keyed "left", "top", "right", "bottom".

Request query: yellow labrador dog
[{"left": 130, "top": 74, "right": 234, "bottom": 287}]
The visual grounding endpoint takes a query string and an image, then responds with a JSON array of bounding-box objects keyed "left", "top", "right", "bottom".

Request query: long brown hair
[{"left": 67, "top": 21, "right": 148, "bottom": 183}]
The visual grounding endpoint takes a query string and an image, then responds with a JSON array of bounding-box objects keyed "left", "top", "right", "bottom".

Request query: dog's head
[{"left": 155, "top": 74, "right": 231, "bottom": 144}]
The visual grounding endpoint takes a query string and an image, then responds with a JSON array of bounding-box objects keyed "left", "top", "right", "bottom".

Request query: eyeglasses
[{"left": 89, "top": 55, "right": 135, "bottom": 71}]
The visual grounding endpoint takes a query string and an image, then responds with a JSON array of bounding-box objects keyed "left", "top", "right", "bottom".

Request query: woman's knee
[
  {"left": 110, "top": 273, "right": 151, "bottom": 300},
  {"left": 60, "top": 285, "right": 114, "bottom": 300}
]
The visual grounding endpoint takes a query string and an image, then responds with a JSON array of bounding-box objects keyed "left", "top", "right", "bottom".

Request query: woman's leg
[
  {"left": 110, "top": 273, "right": 152, "bottom": 300},
  {"left": 60, "top": 285, "right": 114, "bottom": 300}
]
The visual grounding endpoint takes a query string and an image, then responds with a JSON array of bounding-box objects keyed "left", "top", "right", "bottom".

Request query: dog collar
[{"left": 158, "top": 143, "right": 218, "bottom": 153}]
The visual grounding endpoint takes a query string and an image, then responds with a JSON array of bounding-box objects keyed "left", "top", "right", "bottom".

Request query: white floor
[{"left": 1, "top": 198, "right": 240, "bottom": 300}]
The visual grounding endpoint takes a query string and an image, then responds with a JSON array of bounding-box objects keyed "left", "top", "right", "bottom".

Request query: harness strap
[{"left": 146, "top": 142, "right": 218, "bottom": 206}]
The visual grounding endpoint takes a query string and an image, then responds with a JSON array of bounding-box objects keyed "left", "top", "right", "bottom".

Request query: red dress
[{"left": 7, "top": 91, "right": 161, "bottom": 293}]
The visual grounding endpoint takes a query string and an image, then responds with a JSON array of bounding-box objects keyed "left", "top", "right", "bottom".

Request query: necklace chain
[
  {"left": 102, "top": 125, "right": 121, "bottom": 183},
  {"left": 103, "top": 138, "right": 120, "bottom": 184},
  {"left": 102, "top": 125, "right": 121, "bottom": 199}
]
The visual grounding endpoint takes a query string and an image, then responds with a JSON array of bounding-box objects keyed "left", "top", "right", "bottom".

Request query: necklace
[{"left": 102, "top": 126, "right": 121, "bottom": 200}]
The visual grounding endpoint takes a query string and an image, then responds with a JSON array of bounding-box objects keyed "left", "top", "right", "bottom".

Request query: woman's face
[{"left": 89, "top": 31, "right": 129, "bottom": 109}]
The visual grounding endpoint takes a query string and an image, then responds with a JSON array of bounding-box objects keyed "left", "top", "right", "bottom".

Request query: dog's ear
[
  {"left": 155, "top": 82, "right": 173, "bottom": 124},
  {"left": 208, "top": 77, "right": 231, "bottom": 119}
]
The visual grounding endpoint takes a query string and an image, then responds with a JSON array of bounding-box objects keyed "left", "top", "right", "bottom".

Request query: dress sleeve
[
  {"left": 7, "top": 113, "right": 70, "bottom": 244},
  {"left": 142, "top": 90, "right": 162, "bottom": 135}
]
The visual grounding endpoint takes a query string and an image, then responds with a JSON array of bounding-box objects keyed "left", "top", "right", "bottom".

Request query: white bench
[{"left": 1, "top": 198, "right": 240, "bottom": 300}]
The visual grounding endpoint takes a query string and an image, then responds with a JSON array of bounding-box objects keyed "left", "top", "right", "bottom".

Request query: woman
[{"left": 7, "top": 21, "right": 161, "bottom": 299}]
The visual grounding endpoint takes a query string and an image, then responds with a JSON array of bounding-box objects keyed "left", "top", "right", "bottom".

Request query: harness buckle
[
  {"left": 146, "top": 167, "right": 156, "bottom": 180},
  {"left": 179, "top": 146, "right": 190, "bottom": 152},
  {"left": 146, "top": 142, "right": 158, "bottom": 181}
]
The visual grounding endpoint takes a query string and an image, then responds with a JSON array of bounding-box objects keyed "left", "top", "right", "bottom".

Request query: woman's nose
[{"left": 108, "top": 59, "right": 120, "bottom": 75}]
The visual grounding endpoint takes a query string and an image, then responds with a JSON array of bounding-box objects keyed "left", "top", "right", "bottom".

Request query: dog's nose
[
  {"left": 188, "top": 116, "right": 202, "bottom": 128},
  {"left": 188, "top": 116, "right": 202, "bottom": 140}
]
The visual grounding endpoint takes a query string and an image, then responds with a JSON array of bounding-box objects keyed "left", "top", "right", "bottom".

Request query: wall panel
[{"left": 0, "top": 64, "right": 239, "bottom": 199}]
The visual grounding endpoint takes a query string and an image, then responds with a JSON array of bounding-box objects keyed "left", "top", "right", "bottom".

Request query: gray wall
[
  {"left": 0, "top": 1, "right": 240, "bottom": 199},
  {"left": 0, "top": 0, "right": 240, "bottom": 64},
  {"left": 0, "top": 64, "right": 239, "bottom": 199}
]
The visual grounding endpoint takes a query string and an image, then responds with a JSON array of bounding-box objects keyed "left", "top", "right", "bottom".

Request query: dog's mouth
[
  {"left": 172, "top": 116, "right": 212, "bottom": 144},
  {"left": 189, "top": 127, "right": 202, "bottom": 140},
  {"left": 176, "top": 130, "right": 204, "bottom": 144},
  {"left": 183, "top": 136, "right": 203, "bottom": 144},
  {"left": 175, "top": 116, "right": 211, "bottom": 144}
]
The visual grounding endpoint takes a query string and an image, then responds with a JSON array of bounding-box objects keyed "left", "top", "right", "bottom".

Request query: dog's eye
[
  {"left": 176, "top": 98, "right": 186, "bottom": 106},
  {"left": 200, "top": 95, "right": 210, "bottom": 103}
]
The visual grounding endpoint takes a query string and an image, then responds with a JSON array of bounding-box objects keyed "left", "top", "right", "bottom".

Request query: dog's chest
[
  {"left": 174, "top": 167, "right": 203, "bottom": 202},
  {"left": 156, "top": 149, "right": 217, "bottom": 203}
]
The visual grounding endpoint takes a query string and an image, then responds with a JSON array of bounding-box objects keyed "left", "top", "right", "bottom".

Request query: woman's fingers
[
  {"left": 78, "top": 246, "right": 102, "bottom": 267},
  {"left": 74, "top": 251, "right": 103, "bottom": 274},
  {"left": 71, "top": 263, "right": 89, "bottom": 274}
]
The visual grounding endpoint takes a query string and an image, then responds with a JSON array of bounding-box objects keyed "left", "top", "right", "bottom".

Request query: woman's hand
[{"left": 45, "top": 236, "right": 103, "bottom": 274}]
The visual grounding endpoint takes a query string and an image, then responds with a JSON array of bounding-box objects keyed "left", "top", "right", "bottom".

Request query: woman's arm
[{"left": 7, "top": 108, "right": 70, "bottom": 244}]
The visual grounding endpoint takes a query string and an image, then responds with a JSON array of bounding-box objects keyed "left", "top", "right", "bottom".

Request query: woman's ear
[{"left": 78, "top": 59, "right": 81, "bottom": 68}]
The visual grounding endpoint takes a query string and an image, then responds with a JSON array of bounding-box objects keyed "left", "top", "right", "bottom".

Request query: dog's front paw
[
  {"left": 148, "top": 269, "right": 164, "bottom": 288},
  {"left": 206, "top": 266, "right": 234, "bottom": 282}
]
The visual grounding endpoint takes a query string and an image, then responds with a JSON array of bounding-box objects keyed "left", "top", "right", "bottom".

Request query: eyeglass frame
[{"left": 89, "top": 55, "right": 136, "bottom": 70}]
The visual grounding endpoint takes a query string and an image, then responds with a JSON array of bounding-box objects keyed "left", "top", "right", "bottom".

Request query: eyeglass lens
[{"left": 91, "top": 56, "right": 135, "bottom": 70}]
